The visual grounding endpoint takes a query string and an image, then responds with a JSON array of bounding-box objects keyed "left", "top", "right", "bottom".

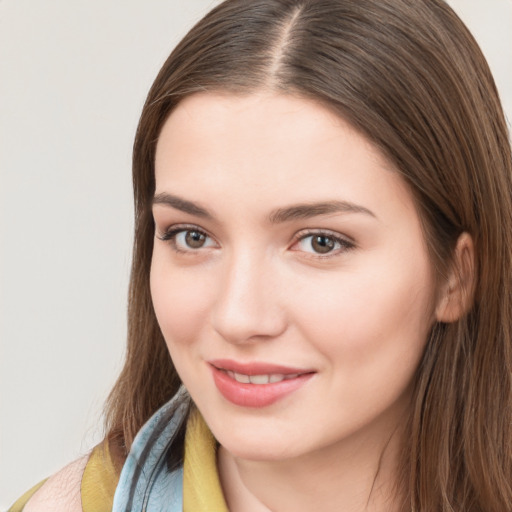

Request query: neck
[{"left": 218, "top": 417, "right": 405, "bottom": 512}]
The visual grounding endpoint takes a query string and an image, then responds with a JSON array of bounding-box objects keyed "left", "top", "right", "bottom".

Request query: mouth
[
  {"left": 220, "top": 370, "right": 304, "bottom": 385},
  {"left": 208, "top": 359, "right": 315, "bottom": 408}
]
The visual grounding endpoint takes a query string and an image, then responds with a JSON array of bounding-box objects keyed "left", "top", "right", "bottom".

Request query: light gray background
[{"left": 1, "top": 0, "right": 510, "bottom": 508}]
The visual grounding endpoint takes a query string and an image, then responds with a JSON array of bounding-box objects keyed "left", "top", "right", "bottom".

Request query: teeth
[
  {"left": 233, "top": 372, "right": 251, "bottom": 383},
  {"left": 249, "top": 374, "right": 270, "bottom": 384},
  {"left": 225, "top": 371, "right": 299, "bottom": 385}
]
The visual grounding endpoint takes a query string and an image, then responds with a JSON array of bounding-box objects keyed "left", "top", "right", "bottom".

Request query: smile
[
  {"left": 223, "top": 370, "right": 303, "bottom": 385},
  {"left": 208, "top": 360, "right": 315, "bottom": 408}
]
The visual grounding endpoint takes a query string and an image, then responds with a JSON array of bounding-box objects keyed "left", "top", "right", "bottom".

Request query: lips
[{"left": 209, "top": 359, "right": 315, "bottom": 408}]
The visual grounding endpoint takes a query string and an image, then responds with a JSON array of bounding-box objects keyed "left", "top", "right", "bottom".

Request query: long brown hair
[{"left": 104, "top": 0, "right": 512, "bottom": 509}]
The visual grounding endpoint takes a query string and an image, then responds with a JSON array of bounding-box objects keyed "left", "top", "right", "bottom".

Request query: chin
[
  {"left": 210, "top": 420, "right": 305, "bottom": 462},
  {"left": 222, "top": 438, "right": 298, "bottom": 462}
]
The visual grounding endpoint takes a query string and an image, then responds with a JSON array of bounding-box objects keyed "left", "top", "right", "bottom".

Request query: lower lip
[{"left": 210, "top": 366, "right": 314, "bottom": 408}]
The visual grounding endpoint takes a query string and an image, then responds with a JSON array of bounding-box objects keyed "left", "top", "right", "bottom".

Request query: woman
[{"left": 13, "top": 0, "right": 512, "bottom": 510}]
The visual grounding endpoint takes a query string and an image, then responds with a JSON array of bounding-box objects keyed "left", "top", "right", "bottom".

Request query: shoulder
[{"left": 23, "top": 454, "right": 89, "bottom": 512}]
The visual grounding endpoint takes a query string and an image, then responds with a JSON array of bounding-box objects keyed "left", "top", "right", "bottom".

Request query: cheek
[
  {"left": 150, "top": 253, "right": 212, "bottom": 348},
  {"left": 291, "top": 252, "right": 435, "bottom": 369},
  {"left": 287, "top": 261, "right": 435, "bottom": 431}
]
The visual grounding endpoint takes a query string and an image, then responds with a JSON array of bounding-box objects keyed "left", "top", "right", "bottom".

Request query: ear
[{"left": 435, "top": 232, "right": 475, "bottom": 323}]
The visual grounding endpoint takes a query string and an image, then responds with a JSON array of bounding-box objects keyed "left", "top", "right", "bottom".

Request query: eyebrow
[
  {"left": 152, "top": 192, "right": 376, "bottom": 223},
  {"left": 268, "top": 201, "right": 376, "bottom": 223},
  {"left": 153, "top": 193, "right": 213, "bottom": 219}
]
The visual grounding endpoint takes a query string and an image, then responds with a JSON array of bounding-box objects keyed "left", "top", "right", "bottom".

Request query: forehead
[{"left": 154, "top": 92, "right": 415, "bottom": 221}]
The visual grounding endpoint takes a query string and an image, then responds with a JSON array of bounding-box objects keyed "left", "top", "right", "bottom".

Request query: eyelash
[
  {"left": 292, "top": 229, "right": 355, "bottom": 258},
  {"left": 157, "top": 225, "right": 355, "bottom": 258},
  {"left": 157, "top": 225, "right": 214, "bottom": 254}
]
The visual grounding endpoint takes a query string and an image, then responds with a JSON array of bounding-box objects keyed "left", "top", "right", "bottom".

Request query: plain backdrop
[{"left": 1, "top": 0, "right": 511, "bottom": 508}]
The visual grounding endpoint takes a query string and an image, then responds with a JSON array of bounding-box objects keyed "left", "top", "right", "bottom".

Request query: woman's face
[{"left": 151, "top": 92, "right": 438, "bottom": 462}]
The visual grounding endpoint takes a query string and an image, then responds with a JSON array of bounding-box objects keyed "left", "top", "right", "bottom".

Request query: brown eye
[
  {"left": 159, "top": 227, "right": 215, "bottom": 252},
  {"left": 311, "top": 235, "right": 336, "bottom": 254},
  {"left": 294, "top": 232, "right": 354, "bottom": 257},
  {"left": 185, "top": 230, "right": 207, "bottom": 248}
]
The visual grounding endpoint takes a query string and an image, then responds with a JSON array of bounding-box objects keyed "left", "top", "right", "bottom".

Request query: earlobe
[{"left": 435, "top": 232, "right": 475, "bottom": 323}]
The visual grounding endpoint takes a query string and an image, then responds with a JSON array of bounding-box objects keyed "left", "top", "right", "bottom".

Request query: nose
[{"left": 211, "top": 251, "right": 287, "bottom": 345}]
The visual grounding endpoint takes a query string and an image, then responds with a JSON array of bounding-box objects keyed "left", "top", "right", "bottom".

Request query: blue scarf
[{"left": 112, "top": 387, "right": 190, "bottom": 512}]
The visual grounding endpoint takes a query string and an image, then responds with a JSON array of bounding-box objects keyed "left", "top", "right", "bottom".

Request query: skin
[
  {"left": 23, "top": 455, "right": 88, "bottom": 512},
  {"left": 150, "top": 92, "right": 443, "bottom": 512}
]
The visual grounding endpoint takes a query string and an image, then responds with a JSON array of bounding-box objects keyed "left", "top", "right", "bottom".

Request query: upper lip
[{"left": 208, "top": 359, "right": 314, "bottom": 376}]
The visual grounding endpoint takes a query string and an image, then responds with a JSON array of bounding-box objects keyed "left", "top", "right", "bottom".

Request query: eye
[
  {"left": 158, "top": 226, "right": 217, "bottom": 252},
  {"left": 293, "top": 231, "right": 354, "bottom": 256}
]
